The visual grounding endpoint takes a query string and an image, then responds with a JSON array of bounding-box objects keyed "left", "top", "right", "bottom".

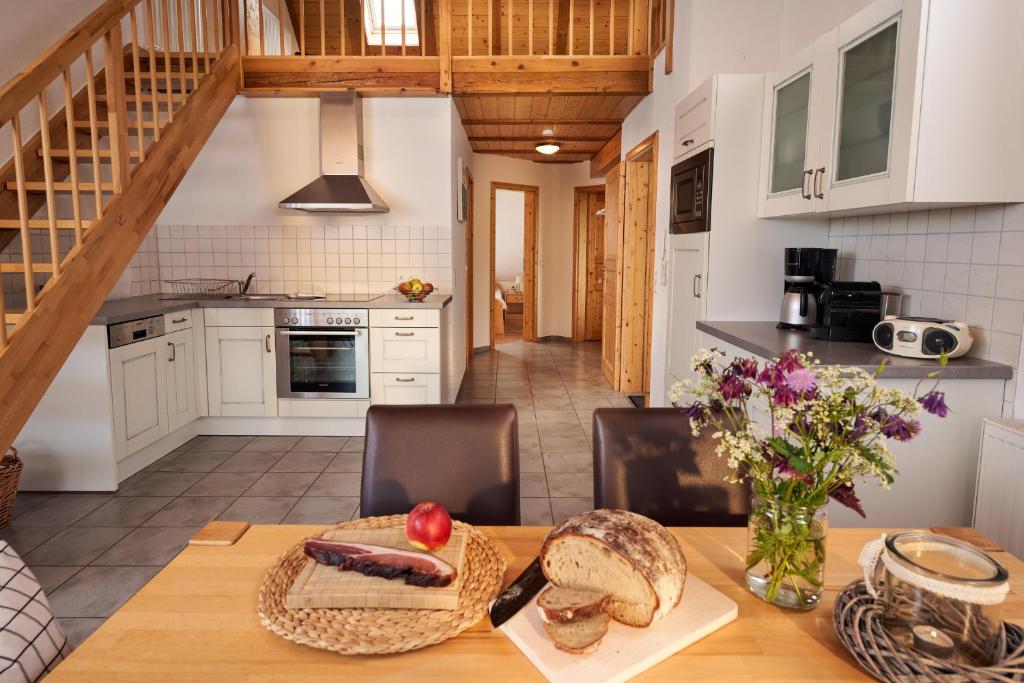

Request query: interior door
[
  {"left": 584, "top": 192, "right": 606, "bottom": 341},
  {"left": 664, "top": 235, "right": 706, "bottom": 403},
  {"left": 602, "top": 164, "right": 623, "bottom": 388}
]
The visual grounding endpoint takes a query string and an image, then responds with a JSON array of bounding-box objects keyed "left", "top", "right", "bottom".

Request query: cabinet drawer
[
  {"left": 164, "top": 310, "right": 193, "bottom": 332},
  {"left": 371, "top": 373, "right": 441, "bottom": 405},
  {"left": 370, "top": 309, "right": 439, "bottom": 328},
  {"left": 204, "top": 308, "right": 274, "bottom": 327},
  {"left": 370, "top": 327, "right": 440, "bottom": 373}
]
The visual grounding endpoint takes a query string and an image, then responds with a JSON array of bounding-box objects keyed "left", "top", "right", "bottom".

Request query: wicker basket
[{"left": 0, "top": 448, "right": 23, "bottom": 527}]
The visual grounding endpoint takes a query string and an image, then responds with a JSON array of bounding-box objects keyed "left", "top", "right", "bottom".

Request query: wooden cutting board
[
  {"left": 284, "top": 527, "right": 468, "bottom": 610},
  {"left": 498, "top": 575, "right": 737, "bottom": 683}
]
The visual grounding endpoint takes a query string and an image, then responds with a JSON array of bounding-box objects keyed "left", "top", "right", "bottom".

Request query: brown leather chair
[
  {"left": 361, "top": 404, "right": 520, "bottom": 525},
  {"left": 592, "top": 408, "right": 749, "bottom": 526}
]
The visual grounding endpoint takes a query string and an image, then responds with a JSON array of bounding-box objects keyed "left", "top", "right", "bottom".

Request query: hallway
[{"left": 457, "top": 338, "right": 631, "bottom": 525}]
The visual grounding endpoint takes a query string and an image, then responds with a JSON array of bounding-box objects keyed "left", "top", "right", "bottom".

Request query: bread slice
[
  {"left": 542, "top": 612, "right": 611, "bottom": 654},
  {"left": 536, "top": 586, "right": 610, "bottom": 625},
  {"left": 541, "top": 509, "right": 687, "bottom": 627}
]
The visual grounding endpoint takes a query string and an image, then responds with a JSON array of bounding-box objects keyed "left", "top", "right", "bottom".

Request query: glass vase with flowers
[{"left": 670, "top": 348, "right": 948, "bottom": 610}]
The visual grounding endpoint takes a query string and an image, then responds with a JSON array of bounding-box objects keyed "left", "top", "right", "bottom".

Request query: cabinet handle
[
  {"left": 801, "top": 169, "right": 813, "bottom": 200},
  {"left": 395, "top": 331, "right": 415, "bottom": 337},
  {"left": 167, "top": 341, "right": 176, "bottom": 362},
  {"left": 171, "top": 317, "right": 188, "bottom": 324},
  {"left": 813, "top": 167, "right": 825, "bottom": 199},
  {"left": 692, "top": 274, "right": 702, "bottom": 299},
  {"left": 394, "top": 315, "right": 415, "bottom": 321},
  {"left": 265, "top": 334, "right": 272, "bottom": 353},
  {"left": 395, "top": 377, "right": 416, "bottom": 382},
  {"left": 681, "top": 138, "right": 694, "bottom": 147}
]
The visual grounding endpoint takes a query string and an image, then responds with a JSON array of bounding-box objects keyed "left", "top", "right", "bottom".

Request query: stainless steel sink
[{"left": 226, "top": 293, "right": 289, "bottom": 301}]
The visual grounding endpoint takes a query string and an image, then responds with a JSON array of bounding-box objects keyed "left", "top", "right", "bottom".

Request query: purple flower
[
  {"left": 830, "top": 482, "right": 865, "bottom": 518},
  {"left": 873, "top": 409, "right": 921, "bottom": 441},
  {"left": 732, "top": 358, "right": 759, "bottom": 380},
  {"left": 771, "top": 385, "right": 800, "bottom": 407},
  {"left": 683, "top": 402, "right": 707, "bottom": 422},
  {"left": 847, "top": 415, "right": 870, "bottom": 440},
  {"left": 718, "top": 375, "right": 750, "bottom": 401},
  {"left": 919, "top": 390, "right": 949, "bottom": 418},
  {"left": 756, "top": 365, "right": 785, "bottom": 388},
  {"left": 776, "top": 350, "right": 804, "bottom": 373},
  {"left": 784, "top": 368, "right": 817, "bottom": 394}
]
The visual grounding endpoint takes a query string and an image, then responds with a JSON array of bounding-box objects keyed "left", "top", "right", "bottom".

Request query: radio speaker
[{"left": 873, "top": 322, "right": 894, "bottom": 350}]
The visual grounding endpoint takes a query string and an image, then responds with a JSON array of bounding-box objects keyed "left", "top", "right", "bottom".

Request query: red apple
[{"left": 406, "top": 502, "right": 452, "bottom": 551}]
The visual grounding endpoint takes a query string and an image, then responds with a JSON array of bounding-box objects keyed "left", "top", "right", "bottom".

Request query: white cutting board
[{"left": 498, "top": 575, "right": 737, "bottom": 683}]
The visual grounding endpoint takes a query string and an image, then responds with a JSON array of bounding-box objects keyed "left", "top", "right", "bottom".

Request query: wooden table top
[{"left": 48, "top": 526, "right": 1024, "bottom": 682}]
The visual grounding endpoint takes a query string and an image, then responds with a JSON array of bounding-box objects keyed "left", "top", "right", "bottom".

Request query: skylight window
[{"left": 362, "top": 0, "right": 420, "bottom": 47}]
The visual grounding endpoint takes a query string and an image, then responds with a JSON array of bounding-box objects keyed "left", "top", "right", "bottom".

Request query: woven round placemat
[
  {"left": 834, "top": 580, "right": 1024, "bottom": 682},
  {"left": 257, "top": 515, "right": 507, "bottom": 655}
]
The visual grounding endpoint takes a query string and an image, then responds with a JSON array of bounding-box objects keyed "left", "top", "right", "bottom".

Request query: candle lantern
[{"left": 859, "top": 531, "right": 1009, "bottom": 667}]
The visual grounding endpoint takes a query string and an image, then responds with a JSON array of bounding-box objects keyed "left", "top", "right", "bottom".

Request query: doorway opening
[
  {"left": 489, "top": 182, "right": 538, "bottom": 348},
  {"left": 572, "top": 185, "right": 606, "bottom": 342}
]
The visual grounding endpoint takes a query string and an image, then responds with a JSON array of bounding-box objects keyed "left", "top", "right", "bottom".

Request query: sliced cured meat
[{"left": 303, "top": 539, "right": 458, "bottom": 588}]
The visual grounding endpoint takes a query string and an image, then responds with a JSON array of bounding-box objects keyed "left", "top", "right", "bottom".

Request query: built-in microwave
[{"left": 670, "top": 147, "right": 713, "bottom": 234}]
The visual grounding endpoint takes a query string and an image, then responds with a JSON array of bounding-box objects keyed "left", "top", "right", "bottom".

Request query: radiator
[{"left": 973, "top": 418, "right": 1024, "bottom": 558}]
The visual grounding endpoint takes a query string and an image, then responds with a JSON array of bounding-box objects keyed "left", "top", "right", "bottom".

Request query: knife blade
[{"left": 489, "top": 557, "right": 548, "bottom": 628}]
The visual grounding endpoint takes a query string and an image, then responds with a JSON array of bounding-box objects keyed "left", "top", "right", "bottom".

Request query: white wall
[
  {"left": 447, "top": 106, "right": 474, "bottom": 401},
  {"left": 469, "top": 154, "right": 592, "bottom": 346},
  {"left": 494, "top": 189, "right": 525, "bottom": 282}
]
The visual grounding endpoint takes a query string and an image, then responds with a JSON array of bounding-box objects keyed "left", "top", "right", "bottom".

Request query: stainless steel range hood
[{"left": 279, "top": 93, "right": 389, "bottom": 213}]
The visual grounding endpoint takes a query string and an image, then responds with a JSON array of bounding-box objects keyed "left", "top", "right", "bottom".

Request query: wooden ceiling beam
[
  {"left": 490, "top": 0, "right": 502, "bottom": 55},
  {"left": 474, "top": 148, "right": 597, "bottom": 155},
  {"left": 469, "top": 135, "right": 609, "bottom": 142},
  {"left": 240, "top": 56, "right": 443, "bottom": 92},
  {"left": 554, "top": 0, "right": 571, "bottom": 54},
  {"left": 461, "top": 118, "right": 623, "bottom": 125},
  {"left": 452, "top": 56, "right": 651, "bottom": 95},
  {"left": 590, "top": 128, "right": 621, "bottom": 178}
]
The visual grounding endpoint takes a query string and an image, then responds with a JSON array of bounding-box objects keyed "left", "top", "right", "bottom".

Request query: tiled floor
[{"left": 0, "top": 338, "right": 621, "bottom": 648}]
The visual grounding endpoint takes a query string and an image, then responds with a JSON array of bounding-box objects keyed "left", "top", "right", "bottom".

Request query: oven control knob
[
  {"left": 344, "top": 317, "right": 352, "bottom": 324},
  {"left": 327, "top": 317, "right": 334, "bottom": 324},
  {"left": 281, "top": 316, "right": 289, "bottom": 324},
  {"left": 353, "top": 317, "right": 360, "bottom": 325},
  {"left": 290, "top": 317, "right": 298, "bottom": 325}
]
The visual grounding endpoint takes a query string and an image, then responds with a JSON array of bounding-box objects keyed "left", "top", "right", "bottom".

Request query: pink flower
[
  {"left": 776, "top": 350, "right": 804, "bottom": 373},
  {"left": 784, "top": 368, "right": 817, "bottom": 394}
]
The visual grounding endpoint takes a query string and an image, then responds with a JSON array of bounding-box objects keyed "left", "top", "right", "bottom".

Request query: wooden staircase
[{"left": 0, "top": 0, "right": 241, "bottom": 455}]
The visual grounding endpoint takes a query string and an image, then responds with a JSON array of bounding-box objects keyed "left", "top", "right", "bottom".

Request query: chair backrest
[
  {"left": 361, "top": 404, "right": 520, "bottom": 525},
  {"left": 592, "top": 408, "right": 749, "bottom": 526}
]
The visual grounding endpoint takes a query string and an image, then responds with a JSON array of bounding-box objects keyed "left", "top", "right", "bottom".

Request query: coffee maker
[{"left": 778, "top": 247, "right": 837, "bottom": 330}]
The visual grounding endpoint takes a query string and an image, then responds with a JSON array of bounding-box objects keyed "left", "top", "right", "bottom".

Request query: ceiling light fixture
[{"left": 535, "top": 142, "right": 560, "bottom": 155}]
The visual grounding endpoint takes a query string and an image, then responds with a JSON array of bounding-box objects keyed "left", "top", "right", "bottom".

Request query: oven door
[
  {"left": 670, "top": 148, "right": 713, "bottom": 234},
  {"left": 276, "top": 327, "right": 369, "bottom": 399}
]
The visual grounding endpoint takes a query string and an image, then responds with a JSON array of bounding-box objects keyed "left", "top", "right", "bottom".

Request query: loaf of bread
[
  {"left": 540, "top": 509, "right": 686, "bottom": 627},
  {"left": 536, "top": 586, "right": 610, "bottom": 625},
  {"left": 541, "top": 612, "right": 611, "bottom": 654}
]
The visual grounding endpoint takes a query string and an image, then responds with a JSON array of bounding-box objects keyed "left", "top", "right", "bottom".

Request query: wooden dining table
[{"left": 48, "top": 525, "right": 1024, "bottom": 681}]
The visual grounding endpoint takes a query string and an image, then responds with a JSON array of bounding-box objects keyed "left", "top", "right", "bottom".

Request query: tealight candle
[{"left": 911, "top": 624, "right": 955, "bottom": 659}]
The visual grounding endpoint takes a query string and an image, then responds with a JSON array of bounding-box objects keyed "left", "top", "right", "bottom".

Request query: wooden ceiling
[{"left": 455, "top": 93, "right": 640, "bottom": 162}]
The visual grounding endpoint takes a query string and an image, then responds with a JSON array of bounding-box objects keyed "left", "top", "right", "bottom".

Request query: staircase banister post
[{"left": 103, "top": 23, "right": 131, "bottom": 193}]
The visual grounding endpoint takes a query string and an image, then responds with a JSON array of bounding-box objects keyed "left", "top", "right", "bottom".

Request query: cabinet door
[
  {"left": 206, "top": 326, "right": 277, "bottom": 417},
  {"left": 821, "top": 0, "right": 921, "bottom": 211},
  {"left": 369, "top": 327, "right": 440, "bottom": 373},
  {"left": 663, "top": 236, "right": 706, "bottom": 403},
  {"left": 370, "top": 373, "right": 441, "bottom": 405},
  {"left": 110, "top": 338, "right": 168, "bottom": 459},
  {"left": 164, "top": 329, "right": 198, "bottom": 432}
]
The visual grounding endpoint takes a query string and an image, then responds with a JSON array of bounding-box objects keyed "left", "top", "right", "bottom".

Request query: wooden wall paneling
[{"left": 601, "top": 162, "right": 623, "bottom": 388}]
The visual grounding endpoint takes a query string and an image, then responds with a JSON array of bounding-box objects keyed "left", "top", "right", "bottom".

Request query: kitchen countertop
[
  {"left": 697, "top": 321, "right": 1013, "bottom": 380},
  {"left": 92, "top": 292, "right": 453, "bottom": 325}
]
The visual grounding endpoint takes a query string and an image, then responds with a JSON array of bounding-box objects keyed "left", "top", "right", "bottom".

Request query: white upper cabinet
[{"left": 759, "top": 0, "right": 1024, "bottom": 216}]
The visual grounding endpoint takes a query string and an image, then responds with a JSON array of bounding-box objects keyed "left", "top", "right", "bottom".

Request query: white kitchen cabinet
[
  {"left": 205, "top": 325, "right": 277, "bottom": 417},
  {"left": 758, "top": 0, "right": 1024, "bottom": 216},
  {"left": 673, "top": 77, "right": 715, "bottom": 159},
  {"left": 663, "top": 233, "right": 708, "bottom": 403},
  {"left": 369, "top": 309, "right": 444, "bottom": 404},
  {"left": 164, "top": 329, "right": 198, "bottom": 432},
  {"left": 371, "top": 373, "right": 441, "bottom": 405},
  {"left": 370, "top": 327, "right": 440, "bottom": 374},
  {"left": 110, "top": 336, "right": 168, "bottom": 459}
]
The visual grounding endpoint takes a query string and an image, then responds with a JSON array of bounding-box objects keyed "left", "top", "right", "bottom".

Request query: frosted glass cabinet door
[{"left": 770, "top": 73, "right": 811, "bottom": 196}]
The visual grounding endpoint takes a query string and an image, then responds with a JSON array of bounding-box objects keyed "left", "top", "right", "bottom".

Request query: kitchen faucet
[{"left": 239, "top": 272, "right": 256, "bottom": 295}]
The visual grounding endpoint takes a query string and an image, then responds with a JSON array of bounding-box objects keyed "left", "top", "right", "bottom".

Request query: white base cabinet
[
  {"left": 663, "top": 233, "right": 708, "bottom": 403},
  {"left": 371, "top": 373, "right": 441, "bottom": 404},
  {"left": 165, "top": 329, "right": 199, "bottom": 432},
  {"left": 109, "top": 337, "right": 169, "bottom": 459},
  {"left": 370, "top": 309, "right": 445, "bottom": 405},
  {"left": 205, "top": 324, "right": 277, "bottom": 417}
]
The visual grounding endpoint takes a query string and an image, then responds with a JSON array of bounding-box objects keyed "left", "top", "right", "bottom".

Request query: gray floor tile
[
  {"left": 190, "top": 435, "right": 254, "bottom": 452},
  {"left": 118, "top": 472, "right": 205, "bottom": 497},
  {"left": 340, "top": 437, "right": 365, "bottom": 453},
  {"left": 520, "top": 472, "right": 549, "bottom": 497},
  {"left": 142, "top": 496, "right": 235, "bottom": 526},
  {"left": 94, "top": 526, "right": 200, "bottom": 565},
  {"left": 241, "top": 436, "right": 301, "bottom": 451},
  {"left": 519, "top": 429, "right": 541, "bottom": 454},
  {"left": 538, "top": 431, "right": 590, "bottom": 453},
  {"left": 11, "top": 493, "right": 54, "bottom": 520},
  {"left": 157, "top": 451, "right": 233, "bottom": 472},
  {"left": 551, "top": 498, "right": 595, "bottom": 525},
  {"left": 59, "top": 617, "right": 107, "bottom": 648},
  {"left": 282, "top": 497, "right": 360, "bottom": 524},
  {"left": 305, "top": 472, "right": 362, "bottom": 497},
  {"left": 519, "top": 498, "right": 553, "bottom": 525},
  {"left": 75, "top": 497, "right": 173, "bottom": 527},
  {"left": 290, "top": 436, "right": 349, "bottom": 452},
  {"left": 325, "top": 452, "right": 363, "bottom": 472},
  {"left": 117, "top": 470, "right": 152, "bottom": 490},
  {"left": 183, "top": 472, "right": 262, "bottom": 497},
  {"left": 244, "top": 472, "right": 317, "bottom": 497},
  {"left": 29, "top": 566, "right": 82, "bottom": 594},
  {"left": 24, "top": 527, "right": 134, "bottom": 566},
  {"left": 519, "top": 451, "right": 544, "bottom": 473},
  {"left": 175, "top": 436, "right": 206, "bottom": 451},
  {"left": 49, "top": 565, "right": 161, "bottom": 618},
  {"left": 219, "top": 497, "right": 298, "bottom": 524},
  {"left": 10, "top": 495, "right": 113, "bottom": 527},
  {"left": 547, "top": 472, "right": 593, "bottom": 498},
  {"left": 0, "top": 526, "right": 65, "bottom": 555},
  {"left": 269, "top": 452, "right": 334, "bottom": 473},
  {"left": 535, "top": 409, "right": 579, "bottom": 423},
  {"left": 215, "top": 451, "right": 285, "bottom": 473},
  {"left": 532, "top": 398, "right": 574, "bottom": 410},
  {"left": 543, "top": 451, "right": 593, "bottom": 474}
]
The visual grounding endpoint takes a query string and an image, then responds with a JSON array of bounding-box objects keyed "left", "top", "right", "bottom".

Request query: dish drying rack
[{"left": 163, "top": 278, "right": 238, "bottom": 295}]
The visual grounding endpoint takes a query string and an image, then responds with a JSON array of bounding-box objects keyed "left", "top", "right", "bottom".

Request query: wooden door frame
[
  {"left": 571, "top": 184, "right": 606, "bottom": 342},
  {"left": 489, "top": 182, "right": 539, "bottom": 347},
  {"left": 620, "top": 131, "right": 659, "bottom": 401},
  {"left": 464, "top": 167, "right": 474, "bottom": 367}
]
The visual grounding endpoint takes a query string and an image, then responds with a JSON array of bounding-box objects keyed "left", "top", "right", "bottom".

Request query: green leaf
[
  {"left": 769, "top": 437, "right": 798, "bottom": 458},
  {"left": 787, "top": 453, "right": 812, "bottom": 473}
]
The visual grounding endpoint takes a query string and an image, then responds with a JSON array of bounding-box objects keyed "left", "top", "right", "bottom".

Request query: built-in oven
[
  {"left": 670, "top": 147, "right": 713, "bottom": 234},
  {"left": 275, "top": 308, "right": 369, "bottom": 399}
]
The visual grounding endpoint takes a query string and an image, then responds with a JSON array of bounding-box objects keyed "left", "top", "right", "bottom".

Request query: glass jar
[
  {"left": 745, "top": 495, "right": 828, "bottom": 610},
  {"left": 859, "top": 531, "right": 1010, "bottom": 666}
]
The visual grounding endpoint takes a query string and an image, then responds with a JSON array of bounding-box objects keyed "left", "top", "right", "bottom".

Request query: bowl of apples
[{"left": 396, "top": 278, "right": 434, "bottom": 302}]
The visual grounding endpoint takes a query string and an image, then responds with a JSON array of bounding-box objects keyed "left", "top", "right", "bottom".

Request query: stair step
[
  {"left": 99, "top": 93, "right": 187, "bottom": 105},
  {"left": 5, "top": 181, "right": 114, "bottom": 193},
  {"left": 0, "top": 263, "right": 56, "bottom": 273},
  {"left": 72, "top": 120, "right": 163, "bottom": 130},
  {"left": 3, "top": 313, "right": 24, "bottom": 325},
  {"left": 39, "top": 148, "right": 143, "bottom": 160},
  {"left": 0, "top": 219, "right": 94, "bottom": 230},
  {"left": 131, "top": 72, "right": 201, "bottom": 81}
]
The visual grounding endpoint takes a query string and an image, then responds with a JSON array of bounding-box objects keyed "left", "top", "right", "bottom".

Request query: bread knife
[{"left": 489, "top": 557, "right": 547, "bottom": 628}]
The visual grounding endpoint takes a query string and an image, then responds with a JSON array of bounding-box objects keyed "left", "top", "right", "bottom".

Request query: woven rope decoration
[
  {"left": 834, "top": 581, "right": 1024, "bottom": 682},
  {"left": 257, "top": 515, "right": 507, "bottom": 655}
]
